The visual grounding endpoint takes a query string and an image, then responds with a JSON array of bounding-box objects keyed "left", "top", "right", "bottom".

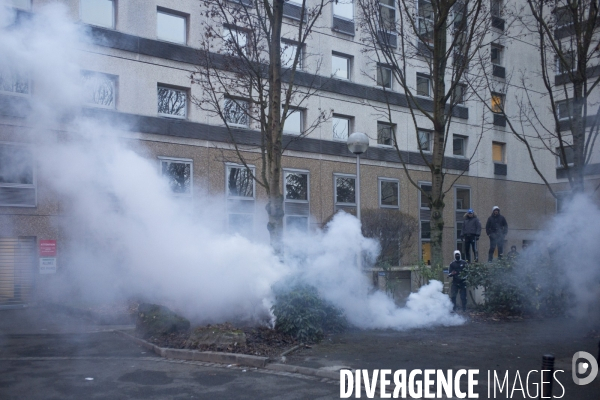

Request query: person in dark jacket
[
  {"left": 485, "top": 206, "right": 508, "bottom": 262},
  {"left": 462, "top": 209, "right": 481, "bottom": 262},
  {"left": 449, "top": 250, "right": 468, "bottom": 312}
]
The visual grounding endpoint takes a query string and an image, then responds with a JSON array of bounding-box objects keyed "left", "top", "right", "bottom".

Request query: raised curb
[{"left": 117, "top": 330, "right": 342, "bottom": 380}]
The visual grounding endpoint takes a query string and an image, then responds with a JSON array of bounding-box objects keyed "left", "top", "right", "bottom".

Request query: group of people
[{"left": 449, "top": 206, "right": 509, "bottom": 312}]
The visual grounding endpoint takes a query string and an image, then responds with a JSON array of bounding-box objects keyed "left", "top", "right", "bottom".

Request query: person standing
[
  {"left": 486, "top": 206, "right": 508, "bottom": 262},
  {"left": 449, "top": 250, "right": 468, "bottom": 312},
  {"left": 462, "top": 208, "right": 481, "bottom": 262}
]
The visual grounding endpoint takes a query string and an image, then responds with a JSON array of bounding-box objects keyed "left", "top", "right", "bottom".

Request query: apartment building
[{"left": 0, "top": 0, "right": 595, "bottom": 307}]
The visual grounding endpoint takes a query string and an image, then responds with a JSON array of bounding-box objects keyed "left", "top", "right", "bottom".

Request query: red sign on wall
[{"left": 39, "top": 240, "right": 57, "bottom": 257}]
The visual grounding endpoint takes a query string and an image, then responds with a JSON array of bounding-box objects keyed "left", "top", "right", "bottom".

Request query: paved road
[{"left": 0, "top": 307, "right": 339, "bottom": 400}]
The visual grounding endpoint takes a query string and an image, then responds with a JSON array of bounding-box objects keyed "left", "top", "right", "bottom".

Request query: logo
[{"left": 572, "top": 351, "right": 598, "bottom": 385}]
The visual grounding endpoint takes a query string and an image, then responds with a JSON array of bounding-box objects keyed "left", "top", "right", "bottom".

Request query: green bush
[{"left": 271, "top": 284, "right": 348, "bottom": 343}]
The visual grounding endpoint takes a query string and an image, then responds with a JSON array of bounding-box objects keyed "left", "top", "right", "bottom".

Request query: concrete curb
[{"left": 117, "top": 330, "right": 342, "bottom": 380}]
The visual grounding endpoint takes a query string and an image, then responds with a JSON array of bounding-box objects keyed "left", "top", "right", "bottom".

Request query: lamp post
[
  {"left": 347, "top": 132, "right": 370, "bottom": 222},
  {"left": 347, "top": 132, "right": 369, "bottom": 270}
]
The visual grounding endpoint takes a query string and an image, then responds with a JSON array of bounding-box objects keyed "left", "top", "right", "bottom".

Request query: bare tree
[
  {"left": 490, "top": 0, "right": 600, "bottom": 197},
  {"left": 356, "top": 0, "right": 489, "bottom": 270},
  {"left": 191, "top": 0, "right": 329, "bottom": 255}
]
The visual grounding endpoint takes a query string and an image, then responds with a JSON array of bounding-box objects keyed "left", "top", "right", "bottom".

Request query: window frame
[
  {"left": 490, "top": 0, "right": 502, "bottom": 17},
  {"left": 377, "top": 121, "right": 395, "bottom": 147},
  {"left": 81, "top": 70, "right": 117, "bottom": 109},
  {"left": 226, "top": 163, "right": 256, "bottom": 200},
  {"left": 80, "top": 0, "right": 115, "bottom": 29},
  {"left": 0, "top": 141, "right": 37, "bottom": 207},
  {"left": 555, "top": 145, "right": 574, "bottom": 167},
  {"left": 332, "top": 115, "right": 352, "bottom": 142},
  {"left": 157, "top": 84, "right": 188, "bottom": 119},
  {"left": 379, "top": 0, "right": 396, "bottom": 32},
  {"left": 158, "top": 156, "right": 193, "bottom": 196},
  {"left": 417, "top": 129, "right": 432, "bottom": 152},
  {"left": 282, "top": 107, "right": 304, "bottom": 136},
  {"left": 156, "top": 8, "right": 188, "bottom": 45},
  {"left": 0, "top": 64, "right": 30, "bottom": 96},
  {"left": 281, "top": 40, "right": 303, "bottom": 70},
  {"left": 491, "top": 43, "right": 504, "bottom": 66},
  {"left": 333, "top": 0, "right": 354, "bottom": 21},
  {"left": 223, "top": 26, "right": 249, "bottom": 56},
  {"left": 492, "top": 141, "right": 506, "bottom": 164},
  {"left": 418, "top": 181, "right": 432, "bottom": 264},
  {"left": 416, "top": 73, "right": 431, "bottom": 97},
  {"left": 417, "top": 0, "right": 434, "bottom": 43},
  {"left": 223, "top": 97, "right": 250, "bottom": 127},
  {"left": 556, "top": 99, "right": 573, "bottom": 121},
  {"left": 453, "top": 83, "right": 466, "bottom": 104},
  {"left": 452, "top": 135, "right": 467, "bottom": 157},
  {"left": 376, "top": 64, "right": 393, "bottom": 89},
  {"left": 283, "top": 169, "right": 310, "bottom": 232},
  {"left": 334, "top": 173, "right": 357, "bottom": 206},
  {"left": 491, "top": 92, "right": 504, "bottom": 113},
  {"left": 378, "top": 177, "right": 400, "bottom": 209},
  {"left": 332, "top": 53, "right": 352, "bottom": 80}
]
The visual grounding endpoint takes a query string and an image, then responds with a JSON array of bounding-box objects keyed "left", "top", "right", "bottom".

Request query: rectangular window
[
  {"left": 283, "top": 108, "right": 303, "bottom": 135},
  {"left": 333, "top": 0, "right": 354, "bottom": 20},
  {"left": 416, "top": 73, "right": 430, "bottom": 97},
  {"left": 81, "top": 71, "right": 116, "bottom": 108},
  {"left": 377, "top": 122, "right": 395, "bottom": 146},
  {"left": 80, "top": 0, "right": 115, "bottom": 29},
  {"left": 160, "top": 157, "right": 192, "bottom": 195},
  {"left": 157, "top": 85, "right": 187, "bottom": 118},
  {"left": 418, "top": 129, "right": 431, "bottom": 152},
  {"left": 0, "top": 64, "right": 29, "bottom": 95},
  {"left": 491, "top": 44, "right": 503, "bottom": 65},
  {"left": 332, "top": 116, "right": 351, "bottom": 141},
  {"left": 284, "top": 170, "right": 310, "bottom": 232},
  {"left": 332, "top": 53, "right": 351, "bottom": 80},
  {"left": 554, "top": 6, "right": 572, "bottom": 27},
  {"left": 556, "top": 146, "right": 574, "bottom": 167},
  {"left": 0, "top": 143, "right": 36, "bottom": 207},
  {"left": 454, "top": 186, "right": 470, "bottom": 255},
  {"left": 420, "top": 183, "right": 432, "bottom": 208},
  {"left": 491, "top": 93, "right": 504, "bottom": 113},
  {"left": 227, "top": 165, "right": 254, "bottom": 198},
  {"left": 377, "top": 64, "right": 393, "bottom": 89},
  {"left": 8, "top": 0, "right": 30, "bottom": 9},
  {"left": 227, "top": 165, "right": 255, "bottom": 236},
  {"left": 453, "top": 84, "right": 466, "bottom": 104},
  {"left": 453, "top": 1, "right": 466, "bottom": 27},
  {"left": 157, "top": 9, "right": 187, "bottom": 45},
  {"left": 455, "top": 187, "right": 470, "bottom": 210},
  {"left": 453, "top": 135, "right": 466, "bottom": 156},
  {"left": 492, "top": 141, "right": 505, "bottom": 163},
  {"left": 418, "top": 0, "right": 434, "bottom": 42},
  {"left": 490, "top": 0, "right": 502, "bottom": 17},
  {"left": 379, "top": 0, "right": 396, "bottom": 31},
  {"left": 419, "top": 182, "right": 431, "bottom": 264},
  {"left": 557, "top": 99, "right": 573, "bottom": 120},
  {"left": 285, "top": 171, "right": 308, "bottom": 201},
  {"left": 379, "top": 178, "right": 399, "bottom": 208},
  {"left": 556, "top": 52, "right": 575, "bottom": 75},
  {"left": 282, "top": 41, "right": 302, "bottom": 69},
  {"left": 223, "top": 27, "right": 248, "bottom": 56},
  {"left": 224, "top": 98, "right": 250, "bottom": 127},
  {"left": 335, "top": 175, "right": 356, "bottom": 205}
]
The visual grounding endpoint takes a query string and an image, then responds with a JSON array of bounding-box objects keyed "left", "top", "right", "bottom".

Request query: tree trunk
[{"left": 266, "top": 0, "right": 285, "bottom": 257}]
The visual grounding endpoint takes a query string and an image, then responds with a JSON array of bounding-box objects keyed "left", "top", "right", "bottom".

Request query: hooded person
[
  {"left": 485, "top": 206, "right": 508, "bottom": 262},
  {"left": 449, "top": 250, "right": 468, "bottom": 312},
  {"left": 462, "top": 208, "right": 481, "bottom": 262}
]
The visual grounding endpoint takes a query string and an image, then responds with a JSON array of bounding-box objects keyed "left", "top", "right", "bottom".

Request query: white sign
[{"left": 39, "top": 257, "right": 57, "bottom": 274}]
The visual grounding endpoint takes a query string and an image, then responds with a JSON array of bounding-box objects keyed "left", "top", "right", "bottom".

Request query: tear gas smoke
[{"left": 1, "top": 3, "right": 466, "bottom": 329}]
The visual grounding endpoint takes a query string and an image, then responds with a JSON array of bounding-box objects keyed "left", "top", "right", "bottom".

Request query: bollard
[{"left": 540, "top": 354, "right": 555, "bottom": 399}]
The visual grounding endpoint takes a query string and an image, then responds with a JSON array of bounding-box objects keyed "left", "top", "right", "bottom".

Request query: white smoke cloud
[{"left": 0, "top": 3, "right": 465, "bottom": 329}]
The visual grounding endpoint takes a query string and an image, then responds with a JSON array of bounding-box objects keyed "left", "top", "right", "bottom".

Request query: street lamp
[{"left": 347, "top": 132, "right": 369, "bottom": 222}]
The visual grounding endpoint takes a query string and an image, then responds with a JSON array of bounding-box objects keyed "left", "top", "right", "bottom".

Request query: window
[
  {"left": 283, "top": 108, "right": 302, "bottom": 135},
  {"left": 224, "top": 98, "right": 250, "bottom": 127},
  {"left": 379, "top": 0, "right": 396, "bottom": 31},
  {"left": 418, "top": 129, "right": 431, "bottom": 152},
  {"left": 491, "top": 44, "right": 503, "bottom": 66},
  {"left": 556, "top": 146, "right": 574, "bottom": 167},
  {"left": 80, "top": 0, "right": 115, "bottom": 29},
  {"left": 157, "top": 85, "right": 187, "bottom": 118},
  {"left": 557, "top": 99, "right": 574, "bottom": 120},
  {"left": 492, "top": 141, "right": 505, "bottom": 163},
  {"left": 0, "top": 64, "right": 29, "bottom": 95},
  {"left": 377, "top": 65, "right": 393, "bottom": 89},
  {"left": 455, "top": 186, "right": 470, "bottom": 255},
  {"left": 0, "top": 143, "right": 36, "bottom": 207},
  {"left": 223, "top": 27, "right": 248, "bottom": 56},
  {"left": 490, "top": 0, "right": 502, "bottom": 17},
  {"left": 379, "top": 178, "right": 399, "bottom": 208},
  {"left": 555, "top": 52, "right": 575, "bottom": 75},
  {"left": 284, "top": 170, "right": 310, "bottom": 232},
  {"left": 491, "top": 92, "right": 504, "bottom": 113},
  {"left": 333, "top": 0, "right": 354, "bottom": 20},
  {"left": 335, "top": 175, "right": 356, "bottom": 205},
  {"left": 453, "top": 135, "right": 466, "bottom": 156},
  {"left": 160, "top": 157, "right": 192, "bottom": 195},
  {"left": 420, "top": 183, "right": 432, "bottom": 208},
  {"left": 377, "top": 122, "right": 395, "bottom": 146},
  {"left": 157, "top": 9, "right": 187, "bottom": 45},
  {"left": 332, "top": 116, "right": 350, "bottom": 141},
  {"left": 416, "top": 73, "right": 431, "bottom": 97},
  {"left": 453, "top": 1, "right": 466, "bottom": 27},
  {"left": 8, "top": 0, "right": 30, "bottom": 9},
  {"left": 282, "top": 41, "right": 302, "bottom": 69},
  {"left": 453, "top": 84, "right": 466, "bottom": 104},
  {"left": 227, "top": 165, "right": 255, "bottom": 235},
  {"left": 554, "top": 6, "right": 572, "bottom": 28},
  {"left": 81, "top": 71, "right": 116, "bottom": 108},
  {"left": 418, "top": 0, "right": 434, "bottom": 43},
  {"left": 332, "top": 54, "right": 351, "bottom": 80},
  {"left": 455, "top": 187, "right": 470, "bottom": 211}
]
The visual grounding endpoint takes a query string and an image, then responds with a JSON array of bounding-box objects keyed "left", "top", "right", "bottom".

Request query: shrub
[{"left": 271, "top": 284, "right": 348, "bottom": 343}]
